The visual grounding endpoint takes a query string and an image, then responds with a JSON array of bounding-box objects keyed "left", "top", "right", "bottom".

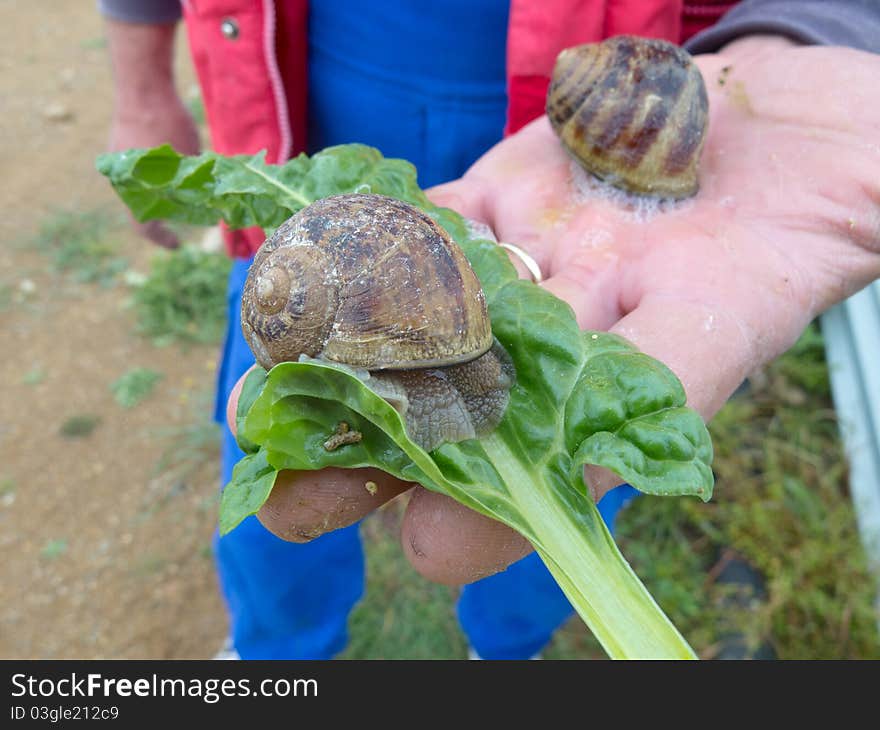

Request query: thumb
[
  {"left": 424, "top": 176, "right": 491, "bottom": 225},
  {"left": 226, "top": 366, "right": 260, "bottom": 437}
]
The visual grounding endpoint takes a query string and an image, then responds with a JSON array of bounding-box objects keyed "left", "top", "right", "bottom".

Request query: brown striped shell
[
  {"left": 241, "top": 193, "right": 512, "bottom": 451},
  {"left": 241, "top": 193, "right": 492, "bottom": 371},
  {"left": 547, "top": 35, "right": 709, "bottom": 199}
]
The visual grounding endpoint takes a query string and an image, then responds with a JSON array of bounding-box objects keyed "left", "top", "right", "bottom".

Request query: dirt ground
[{"left": 0, "top": 3, "right": 228, "bottom": 658}]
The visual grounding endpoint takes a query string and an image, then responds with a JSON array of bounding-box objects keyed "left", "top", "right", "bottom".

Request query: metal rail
[{"left": 821, "top": 281, "right": 880, "bottom": 626}]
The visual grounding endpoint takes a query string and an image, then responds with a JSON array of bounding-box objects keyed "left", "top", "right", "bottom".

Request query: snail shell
[
  {"left": 547, "top": 35, "right": 709, "bottom": 199},
  {"left": 240, "top": 193, "right": 512, "bottom": 451},
  {"left": 241, "top": 193, "right": 492, "bottom": 371}
]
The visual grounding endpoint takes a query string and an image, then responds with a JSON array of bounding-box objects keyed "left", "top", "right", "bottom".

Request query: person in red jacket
[{"left": 103, "top": 0, "right": 880, "bottom": 658}]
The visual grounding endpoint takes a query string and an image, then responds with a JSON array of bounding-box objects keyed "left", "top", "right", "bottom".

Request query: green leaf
[
  {"left": 572, "top": 408, "right": 714, "bottom": 500},
  {"left": 457, "top": 237, "right": 519, "bottom": 302},
  {"left": 226, "top": 358, "right": 702, "bottom": 658},
  {"left": 97, "top": 144, "right": 435, "bottom": 233},
  {"left": 100, "top": 142, "right": 715, "bottom": 659},
  {"left": 219, "top": 450, "right": 278, "bottom": 535}
]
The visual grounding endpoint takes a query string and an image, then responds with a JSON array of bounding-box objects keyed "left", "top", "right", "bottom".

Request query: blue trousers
[{"left": 214, "top": 259, "right": 639, "bottom": 659}]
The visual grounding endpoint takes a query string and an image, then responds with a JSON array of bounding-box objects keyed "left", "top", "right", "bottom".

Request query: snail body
[
  {"left": 241, "top": 193, "right": 513, "bottom": 452},
  {"left": 547, "top": 35, "right": 709, "bottom": 199}
]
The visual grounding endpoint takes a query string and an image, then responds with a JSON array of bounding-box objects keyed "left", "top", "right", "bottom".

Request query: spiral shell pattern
[{"left": 240, "top": 194, "right": 493, "bottom": 371}]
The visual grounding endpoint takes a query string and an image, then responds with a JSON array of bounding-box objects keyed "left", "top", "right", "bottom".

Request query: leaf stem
[
  {"left": 482, "top": 433, "right": 697, "bottom": 659},
  {"left": 242, "top": 159, "right": 311, "bottom": 208}
]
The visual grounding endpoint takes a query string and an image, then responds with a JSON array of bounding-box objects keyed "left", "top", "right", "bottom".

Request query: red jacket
[{"left": 181, "top": 0, "right": 737, "bottom": 256}]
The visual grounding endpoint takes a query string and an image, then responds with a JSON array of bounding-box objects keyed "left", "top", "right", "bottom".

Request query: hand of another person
[
  {"left": 226, "top": 37, "right": 880, "bottom": 584},
  {"left": 109, "top": 98, "right": 200, "bottom": 249},
  {"left": 106, "top": 19, "right": 201, "bottom": 249}
]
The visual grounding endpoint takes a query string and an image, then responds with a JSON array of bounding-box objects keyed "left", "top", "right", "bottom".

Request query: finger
[
  {"left": 257, "top": 467, "right": 413, "bottom": 543},
  {"left": 424, "top": 177, "right": 491, "bottom": 223},
  {"left": 225, "top": 368, "right": 414, "bottom": 541},
  {"left": 541, "top": 268, "right": 624, "bottom": 332},
  {"left": 610, "top": 293, "right": 761, "bottom": 422},
  {"left": 583, "top": 465, "right": 626, "bottom": 504},
  {"left": 401, "top": 487, "right": 532, "bottom": 585},
  {"left": 135, "top": 219, "right": 180, "bottom": 249}
]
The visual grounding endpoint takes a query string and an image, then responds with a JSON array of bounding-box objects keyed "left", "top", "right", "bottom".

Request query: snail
[
  {"left": 546, "top": 35, "right": 709, "bottom": 199},
  {"left": 241, "top": 193, "right": 515, "bottom": 452}
]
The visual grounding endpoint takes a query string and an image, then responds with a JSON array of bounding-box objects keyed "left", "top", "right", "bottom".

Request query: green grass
[
  {"left": 22, "top": 366, "right": 46, "bottom": 386},
  {"left": 344, "top": 323, "right": 880, "bottom": 659},
  {"left": 133, "top": 554, "right": 168, "bottom": 577},
  {"left": 0, "top": 281, "right": 11, "bottom": 311},
  {"left": 0, "top": 478, "right": 15, "bottom": 497},
  {"left": 151, "top": 387, "right": 222, "bottom": 499},
  {"left": 80, "top": 36, "right": 107, "bottom": 50},
  {"left": 153, "top": 418, "right": 221, "bottom": 480},
  {"left": 129, "top": 244, "right": 231, "bottom": 347},
  {"left": 59, "top": 414, "right": 101, "bottom": 438},
  {"left": 111, "top": 367, "right": 163, "bottom": 408},
  {"left": 40, "top": 539, "right": 68, "bottom": 560},
  {"left": 29, "top": 209, "right": 127, "bottom": 287},
  {"left": 341, "top": 501, "right": 468, "bottom": 659}
]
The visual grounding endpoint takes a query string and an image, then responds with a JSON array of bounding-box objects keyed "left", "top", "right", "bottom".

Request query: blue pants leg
[
  {"left": 213, "top": 259, "right": 365, "bottom": 659},
  {"left": 457, "top": 483, "right": 640, "bottom": 659}
]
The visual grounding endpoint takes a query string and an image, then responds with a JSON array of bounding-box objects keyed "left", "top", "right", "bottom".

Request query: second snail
[{"left": 547, "top": 34, "right": 709, "bottom": 199}]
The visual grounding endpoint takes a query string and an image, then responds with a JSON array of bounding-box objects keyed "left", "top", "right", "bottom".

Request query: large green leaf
[
  {"left": 97, "top": 144, "right": 438, "bottom": 232},
  {"left": 99, "top": 143, "right": 714, "bottom": 659}
]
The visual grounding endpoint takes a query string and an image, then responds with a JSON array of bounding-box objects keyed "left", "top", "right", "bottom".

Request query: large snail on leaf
[
  {"left": 547, "top": 35, "right": 709, "bottom": 199},
  {"left": 241, "top": 193, "right": 514, "bottom": 453}
]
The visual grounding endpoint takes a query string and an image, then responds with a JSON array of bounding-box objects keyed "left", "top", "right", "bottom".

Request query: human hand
[
  {"left": 106, "top": 20, "right": 200, "bottom": 249},
  {"left": 227, "top": 37, "right": 880, "bottom": 583},
  {"left": 108, "top": 99, "right": 200, "bottom": 249}
]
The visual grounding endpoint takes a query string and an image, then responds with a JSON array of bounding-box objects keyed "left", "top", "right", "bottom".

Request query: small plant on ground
[
  {"left": 0, "top": 281, "right": 12, "bottom": 311},
  {"left": 129, "top": 245, "right": 231, "bottom": 347},
  {"left": 40, "top": 539, "right": 68, "bottom": 560},
  {"left": 22, "top": 366, "right": 46, "bottom": 385},
  {"left": 0, "top": 478, "right": 15, "bottom": 497},
  {"left": 29, "top": 208, "right": 128, "bottom": 287},
  {"left": 59, "top": 414, "right": 101, "bottom": 438},
  {"left": 152, "top": 387, "right": 222, "bottom": 485},
  {"left": 111, "top": 367, "right": 163, "bottom": 408}
]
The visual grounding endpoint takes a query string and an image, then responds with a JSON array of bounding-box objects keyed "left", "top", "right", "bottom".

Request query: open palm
[
  {"left": 236, "top": 39, "right": 880, "bottom": 584},
  {"left": 433, "top": 41, "right": 880, "bottom": 428}
]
